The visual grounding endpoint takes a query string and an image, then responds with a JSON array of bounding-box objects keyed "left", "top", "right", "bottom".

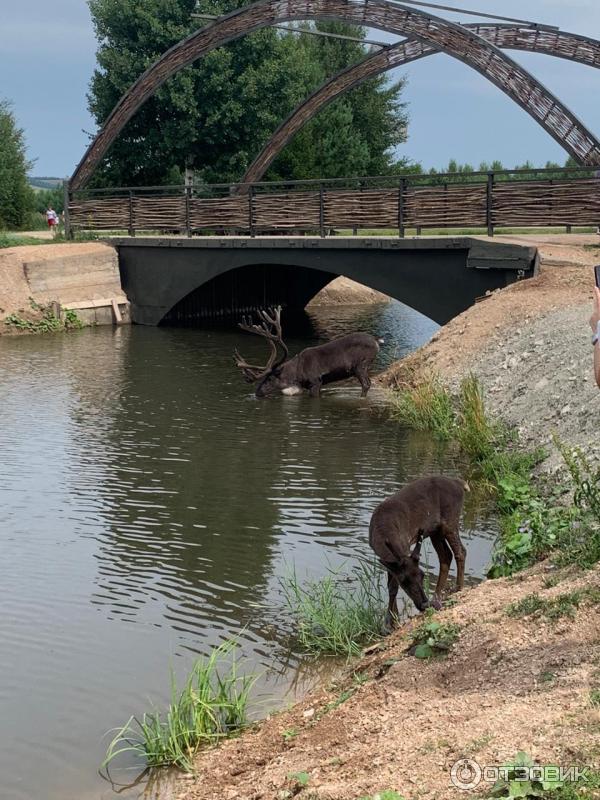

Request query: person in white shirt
[{"left": 45, "top": 207, "right": 59, "bottom": 233}]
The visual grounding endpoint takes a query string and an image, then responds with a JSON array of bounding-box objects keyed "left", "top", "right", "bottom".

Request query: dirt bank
[
  {"left": 309, "top": 276, "right": 389, "bottom": 306},
  {"left": 177, "top": 562, "right": 599, "bottom": 800},
  {"left": 382, "top": 237, "right": 599, "bottom": 469}
]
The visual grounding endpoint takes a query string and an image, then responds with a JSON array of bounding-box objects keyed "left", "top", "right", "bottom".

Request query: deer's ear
[{"left": 411, "top": 532, "right": 424, "bottom": 562}]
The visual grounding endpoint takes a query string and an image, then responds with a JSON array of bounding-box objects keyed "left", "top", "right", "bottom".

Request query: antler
[{"left": 233, "top": 306, "right": 289, "bottom": 383}]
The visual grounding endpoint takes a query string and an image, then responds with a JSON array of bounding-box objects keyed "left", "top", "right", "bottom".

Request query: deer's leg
[
  {"left": 356, "top": 364, "right": 371, "bottom": 397},
  {"left": 441, "top": 524, "right": 467, "bottom": 593},
  {"left": 308, "top": 380, "right": 322, "bottom": 397},
  {"left": 384, "top": 567, "right": 400, "bottom": 632},
  {"left": 429, "top": 531, "right": 453, "bottom": 608}
]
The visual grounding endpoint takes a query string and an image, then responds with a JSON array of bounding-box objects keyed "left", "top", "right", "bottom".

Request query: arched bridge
[
  {"left": 70, "top": 0, "right": 600, "bottom": 192},
  {"left": 241, "top": 23, "right": 600, "bottom": 186},
  {"left": 113, "top": 235, "right": 538, "bottom": 326}
]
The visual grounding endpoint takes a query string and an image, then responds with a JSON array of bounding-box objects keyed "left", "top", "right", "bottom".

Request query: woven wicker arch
[
  {"left": 70, "top": 0, "right": 600, "bottom": 191},
  {"left": 241, "top": 24, "right": 600, "bottom": 186}
]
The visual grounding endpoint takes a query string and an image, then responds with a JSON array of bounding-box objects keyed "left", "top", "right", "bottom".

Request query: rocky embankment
[{"left": 382, "top": 235, "right": 600, "bottom": 470}]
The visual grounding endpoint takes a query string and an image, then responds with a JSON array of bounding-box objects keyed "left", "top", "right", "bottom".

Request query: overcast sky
[{"left": 1, "top": 0, "right": 600, "bottom": 177}]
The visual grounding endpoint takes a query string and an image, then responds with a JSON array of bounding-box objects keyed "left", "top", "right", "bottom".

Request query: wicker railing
[{"left": 67, "top": 168, "right": 600, "bottom": 237}]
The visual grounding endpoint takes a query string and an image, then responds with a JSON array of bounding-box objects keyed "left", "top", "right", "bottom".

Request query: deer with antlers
[{"left": 234, "top": 307, "right": 382, "bottom": 398}]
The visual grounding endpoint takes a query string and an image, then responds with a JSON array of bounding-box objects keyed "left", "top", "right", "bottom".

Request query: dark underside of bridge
[
  {"left": 162, "top": 262, "right": 333, "bottom": 325},
  {"left": 112, "top": 236, "right": 538, "bottom": 327}
]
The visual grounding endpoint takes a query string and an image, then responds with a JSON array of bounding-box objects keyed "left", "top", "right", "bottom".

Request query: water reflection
[{"left": 0, "top": 301, "right": 495, "bottom": 800}]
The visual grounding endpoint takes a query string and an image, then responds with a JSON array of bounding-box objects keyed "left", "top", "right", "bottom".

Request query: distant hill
[{"left": 29, "top": 177, "right": 63, "bottom": 190}]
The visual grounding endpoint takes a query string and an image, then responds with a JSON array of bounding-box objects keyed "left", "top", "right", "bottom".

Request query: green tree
[
  {"left": 87, "top": 1, "right": 408, "bottom": 186},
  {"left": 269, "top": 22, "right": 409, "bottom": 180},
  {"left": 0, "top": 100, "right": 35, "bottom": 229}
]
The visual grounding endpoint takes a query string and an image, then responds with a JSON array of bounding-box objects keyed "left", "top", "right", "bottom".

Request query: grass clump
[
  {"left": 408, "top": 612, "right": 460, "bottom": 659},
  {"left": 507, "top": 588, "right": 600, "bottom": 622},
  {"left": 282, "top": 562, "right": 386, "bottom": 658},
  {"left": 103, "top": 640, "right": 254, "bottom": 772},
  {"left": 456, "top": 373, "right": 497, "bottom": 461},
  {"left": 388, "top": 375, "right": 455, "bottom": 440}
]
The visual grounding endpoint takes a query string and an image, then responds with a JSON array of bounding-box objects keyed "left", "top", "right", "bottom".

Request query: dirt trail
[{"left": 178, "top": 563, "right": 600, "bottom": 800}]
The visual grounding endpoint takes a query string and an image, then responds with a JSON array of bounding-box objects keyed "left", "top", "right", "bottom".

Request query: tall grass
[
  {"left": 282, "top": 561, "right": 388, "bottom": 658},
  {"left": 456, "top": 374, "right": 496, "bottom": 461},
  {"left": 388, "top": 375, "right": 455, "bottom": 440},
  {"left": 103, "top": 641, "right": 255, "bottom": 772}
]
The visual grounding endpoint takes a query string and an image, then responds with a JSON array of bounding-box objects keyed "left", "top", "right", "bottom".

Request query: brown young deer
[
  {"left": 369, "top": 476, "right": 468, "bottom": 629},
  {"left": 234, "top": 307, "right": 382, "bottom": 398}
]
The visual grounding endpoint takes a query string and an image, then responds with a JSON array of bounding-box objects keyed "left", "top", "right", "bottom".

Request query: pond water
[{"left": 0, "top": 301, "right": 498, "bottom": 800}]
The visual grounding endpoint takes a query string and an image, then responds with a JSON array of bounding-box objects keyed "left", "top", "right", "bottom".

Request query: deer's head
[
  {"left": 396, "top": 534, "right": 430, "bottom": 612},
  {"left": 233, "top": 307, "right": 291, "bottom": 397}
]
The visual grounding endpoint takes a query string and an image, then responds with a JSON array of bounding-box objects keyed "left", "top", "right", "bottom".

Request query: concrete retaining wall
[{"left": 0, "top": 242, "right": 129, "bottom": 326}]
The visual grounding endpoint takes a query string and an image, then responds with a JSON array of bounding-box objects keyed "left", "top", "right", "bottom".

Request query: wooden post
[
  {"left": 487, "top": 172, "right": 494, "bottom": 237},
  {"left": 63, "top": 180, "right": 73, "bottom": 239},
  {"left": 319, "top": 183, "right": 325, "bottom": 238},
  {"left": 398, "top": 178, "right": 405, "bottom": 238},
  {"left": 248, "top": 185, "right": 255, "bottom": 237},
  {"left": 128, "top": 191, "right": 135, "bottom": 237},
  {"left": 185, "top": 186, "right": 192, "bottom": 237}
]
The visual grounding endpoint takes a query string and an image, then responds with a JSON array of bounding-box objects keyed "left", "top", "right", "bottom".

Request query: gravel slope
[{"left": 382, "top": 249, "right": 599, "bottom": 470}]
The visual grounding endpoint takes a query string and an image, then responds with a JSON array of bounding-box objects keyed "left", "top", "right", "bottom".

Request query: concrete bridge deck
[{"left": 110, "top": 235, "right": 539, "bottom": 326}]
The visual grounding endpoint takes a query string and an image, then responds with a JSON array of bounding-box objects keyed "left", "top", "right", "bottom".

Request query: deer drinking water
[
  {"left": 234, "top": 307, "right": 382, "bottom": 397},
  {"left": 369, "top": 476, "right": 468, "bottom": 629}
]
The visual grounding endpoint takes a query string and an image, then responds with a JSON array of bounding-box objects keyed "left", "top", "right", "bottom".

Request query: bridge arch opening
[{"left": 159, "top": 262, "right": 336, "bottom": 326}]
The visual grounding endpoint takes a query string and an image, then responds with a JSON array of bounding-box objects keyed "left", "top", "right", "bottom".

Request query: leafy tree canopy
[
  {"left": 0, "top": 100, "right": 35, "bottom": 230},
  {"left": 86, "top": 0, "right": 409, "bottom": 186}
]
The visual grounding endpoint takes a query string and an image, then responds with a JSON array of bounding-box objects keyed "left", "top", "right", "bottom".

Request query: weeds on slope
[
  {"left": 4, "top": 299, "right": 84, "bottom": 333},
  {"left": 103, "top": 640, "right": 254, "bottom": 772},
  {"left": 489, "top": 752, "right": 600, "bottom": 800}
]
